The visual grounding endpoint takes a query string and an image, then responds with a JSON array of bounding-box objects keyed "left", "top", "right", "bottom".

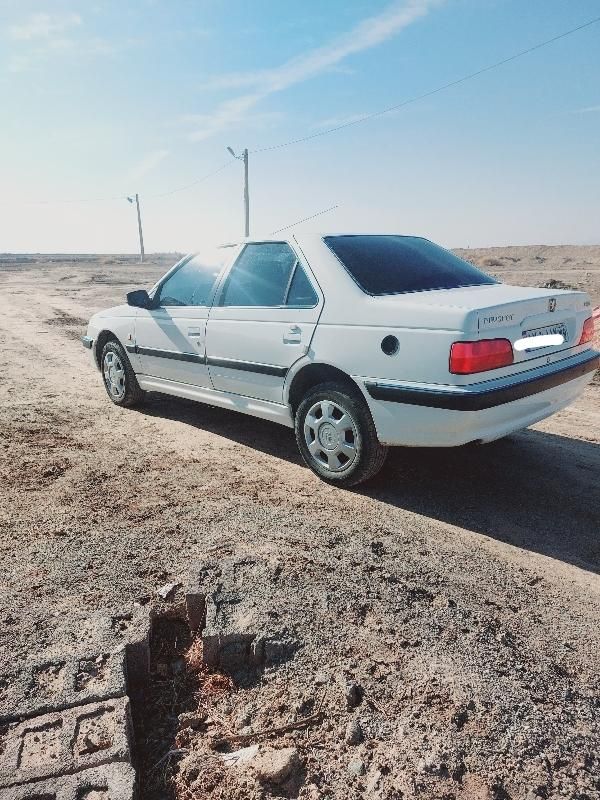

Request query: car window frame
[
  {"left": 151, "top": 251, "right": 234, "bottom": 310},
  {"left": 215, "top": 240, "right": 320, "bottom": 310}
]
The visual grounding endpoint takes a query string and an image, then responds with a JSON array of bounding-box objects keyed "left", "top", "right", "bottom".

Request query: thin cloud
[
  {"left": 127, "top": 149, "right": 170, "bottom": 182},
  {"left": 188, "top": 0, "right": 440, "bottom": 142},
  {"left": 572, "top": 104, "right": 600, "bottom": 114},
  {"left": 8, "top": 13, "right": 82, "bottom": 41},
  {"left": 5, "top": 11, "right": 132, "bottom": 73}
]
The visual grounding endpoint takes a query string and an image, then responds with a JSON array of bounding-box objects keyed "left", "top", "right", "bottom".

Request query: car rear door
[
  {"left": 134, "top": 254, "right": 223, "bottom": 387},
  {"left": 206, "top": 241, "right": 322, "bottom": 403}
]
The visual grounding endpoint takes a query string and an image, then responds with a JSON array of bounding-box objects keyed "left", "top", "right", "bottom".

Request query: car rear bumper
[{"left": 360, "top": 350, "right": 599, "bottom": 446}]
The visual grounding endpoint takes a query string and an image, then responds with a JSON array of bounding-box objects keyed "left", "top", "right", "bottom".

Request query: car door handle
[
  {"left": 188, "top": 328, "right": 202, "bottom": 337},
  {"left": 283, "top": 325, "right": 302, "bottom": 344}
]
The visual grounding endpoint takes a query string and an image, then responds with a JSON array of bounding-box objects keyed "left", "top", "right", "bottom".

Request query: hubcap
[
  {"left": 103, "top": 351, "right": 126, "bottom": 400},
  {"left": 303, "top": 399, "right": 359, "bottom": 473}
]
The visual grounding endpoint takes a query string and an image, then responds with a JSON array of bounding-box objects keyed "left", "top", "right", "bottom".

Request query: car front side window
[
  {"left": 157, "top": 255, "right": 222, "bottom": 307},
  {"left": 220, "top": 243, "right": 298, "bottom": 307}
]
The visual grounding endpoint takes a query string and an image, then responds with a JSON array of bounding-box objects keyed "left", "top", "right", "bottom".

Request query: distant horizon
[{"left": 3, "top": 240, "right": 600, "bottom": 258}]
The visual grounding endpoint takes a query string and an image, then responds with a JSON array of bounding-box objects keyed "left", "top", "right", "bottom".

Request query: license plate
[{"left": 522, "top": 323, "right": 568, "bottom": 344}]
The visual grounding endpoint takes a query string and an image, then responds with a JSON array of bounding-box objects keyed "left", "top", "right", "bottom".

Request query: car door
[
  {"left": 134, "top": 254, "right": 223, "bottom": 387},
  {"left": 206, "top": 241, "right": 322, "bottom": 403}
]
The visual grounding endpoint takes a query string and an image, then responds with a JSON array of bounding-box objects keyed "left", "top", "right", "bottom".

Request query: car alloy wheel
[
  {"left": 103, "top": 350, "right": 127, "bottom": 401},
  {"left": 303, "top": 398, "right": 360, "bottom": 474}
]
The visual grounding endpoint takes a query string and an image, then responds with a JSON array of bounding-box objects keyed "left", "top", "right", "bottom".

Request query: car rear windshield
[{"left": 323, "top": 235, "right": 497, "bottom": 295}]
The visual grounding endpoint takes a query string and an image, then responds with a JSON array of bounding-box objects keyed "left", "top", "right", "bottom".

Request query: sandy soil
[{"left": 0, "top": 247, "right": 599, "bottom": 799}]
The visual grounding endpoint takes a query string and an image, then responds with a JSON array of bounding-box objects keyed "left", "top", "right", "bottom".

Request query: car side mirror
[{"left": 126, "top": 289, "right": 153, "bottom": 309}]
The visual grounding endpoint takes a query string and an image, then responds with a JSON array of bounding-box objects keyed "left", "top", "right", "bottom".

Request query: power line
[
  {"left": 3, "top": 159, "right": 235, "bottom": 206},
  {"left": 251, "top": 15, "right": 600, "bottom": 154},
  {"left": 270, "top": 204, "right": 339, "bottom": 235},
  {"left": 146, "top": 159, "right": 235, "bottom": 199}
]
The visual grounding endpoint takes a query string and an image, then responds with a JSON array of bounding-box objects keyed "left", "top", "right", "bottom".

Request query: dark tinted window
[
  {"left": 324, "top": 235, "right": 497, "bottom": 295},
  {"left": 286, "top": 265, "right": 318, "bottom": 306},
  {"left": 158, "top": 255, "right": 221, "bottom": 307},
  {"left": 221, "top": 243, "right": 297, "bottom": 307}
]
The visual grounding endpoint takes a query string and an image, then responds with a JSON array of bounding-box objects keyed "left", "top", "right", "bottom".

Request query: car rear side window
[
  {"left": 323, "top": 235, "right": 497, "bottom": 295},
  {"left": 220, "top": 242, "right": 297, "bottom": 307},
  {"left": 286, "top": 264, "right": 318, "bottom": 307},
  {"left": 158, "top": 255, "right": 222, "bottom": 307}
]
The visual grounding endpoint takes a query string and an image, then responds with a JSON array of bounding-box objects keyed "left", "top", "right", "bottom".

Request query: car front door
[
  {"left": 206, "top": 241, "right": 322, "bottom": 403},
  {"left": 134, "top": 254, "right": 223, "bottom": 387}
]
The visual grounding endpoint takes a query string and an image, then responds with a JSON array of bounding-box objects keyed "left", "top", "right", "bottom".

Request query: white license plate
[{"left": 522, "top": 323, "right": 568, "bottom": 342}]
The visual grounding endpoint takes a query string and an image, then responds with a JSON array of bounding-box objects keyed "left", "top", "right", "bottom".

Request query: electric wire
[{"left": 251, "top": 15, "right": 600, "bottom": 153}]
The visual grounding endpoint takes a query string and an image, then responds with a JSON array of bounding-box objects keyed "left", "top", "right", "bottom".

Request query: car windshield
[{"left": 323, "top": 235, "right": 497, "bottom": 295}]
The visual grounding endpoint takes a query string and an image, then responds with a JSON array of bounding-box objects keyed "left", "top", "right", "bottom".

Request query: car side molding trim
[
  {"left": 130, "top": 345, "right": 288, "bottom": 377},
  {"left": 134, "top": 345, "right": 205, "bottom": 364},
  {"left": 364, "top": 352, "right": 599, "bottom": 411},
  {"left": 207, "top": 356, "right": 288, "bottom": 378}
]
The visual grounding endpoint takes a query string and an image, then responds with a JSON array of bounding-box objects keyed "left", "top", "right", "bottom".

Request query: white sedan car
[{"left": 83, "top": 234, "right": 598, "bottom": 486}]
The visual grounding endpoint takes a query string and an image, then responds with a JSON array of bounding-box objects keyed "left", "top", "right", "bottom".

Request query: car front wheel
[
  {"left": 100, "top": 339, "right": 144, "bottom": 407},
  {"left": 295, "top": 381, "right": 387, "bottom": 487}
]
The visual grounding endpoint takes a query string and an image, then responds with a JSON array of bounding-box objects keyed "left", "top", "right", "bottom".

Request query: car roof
[{"left": 217, "top": 232, "right": 424, "bottom": 248}]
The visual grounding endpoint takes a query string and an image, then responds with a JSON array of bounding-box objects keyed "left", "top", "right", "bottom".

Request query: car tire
[
  {"left": 295, "top": 381, "right": 388, "bottom": 487},
  {"left": 100, "top": 339, "right": 144, "bottom": 407}
]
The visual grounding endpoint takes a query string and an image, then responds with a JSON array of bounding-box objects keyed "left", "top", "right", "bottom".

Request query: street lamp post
[
  {"left": 227, "top": 147, "right": 250, "bottom": 238},
  {"left": 127, "top": 194, "right": 145, "bottom": 262}
]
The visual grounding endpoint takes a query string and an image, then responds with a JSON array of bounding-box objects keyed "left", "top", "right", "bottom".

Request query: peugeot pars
[{"left": 83, "top": 235, "right": 598, "bottom": 486}]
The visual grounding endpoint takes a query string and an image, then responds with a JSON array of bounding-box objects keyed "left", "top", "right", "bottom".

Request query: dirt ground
[{"left": 0, "top": 246, "right": 599, "bottom": 799}]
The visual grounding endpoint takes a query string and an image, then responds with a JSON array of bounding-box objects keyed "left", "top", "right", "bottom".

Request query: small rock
[
  {"left": 345, "top": 719, "right": 364, "bottom": 745},
  {"left": 366, "top": 768, "right": 383, "bottom": 793},
  {"left": 157, "top": 582, "right": 179, "bottom": 600},
  {"left": 253, "top": 746, "right": 300, "bottom": 785},
  {"left": 314, "top": 672, "right": 328, "bottom": 686},
  {"left": 172, "top": 657, "right": 186, "bottom": 675},
  {"left": 221, "top": 743, "right": 260, "bottom": 767},
  {"left": 178, "top": 711, "right": 207, "bottom": 729},
  {"left": 304, "top": 783, "right": 321, "bottom": 800},
  {"left": 348, "top": 758, "right": 366, "bottom": 776},
  {"left": 345, "top": 681, "right": 363, "bottom": 709}
]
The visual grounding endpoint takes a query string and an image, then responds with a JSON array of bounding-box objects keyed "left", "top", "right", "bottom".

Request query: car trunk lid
[{"left": 469, "top": 287, "right": 588, "bottom": 367}]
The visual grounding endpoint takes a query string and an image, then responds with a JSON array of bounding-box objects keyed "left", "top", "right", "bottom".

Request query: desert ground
[{"left": 0, "top": 246, "right": 599, "bottom": 799}]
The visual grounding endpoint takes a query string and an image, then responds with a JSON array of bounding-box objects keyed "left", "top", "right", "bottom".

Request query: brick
[
  {"left": 0, "top": 697, "right": 132, "bottom": 789},
  {"left": 0, "top": 651, "right": 127, "bottom": 726},
  {"left": 0, "top": 762, "right": 135, "bottom": 800}
]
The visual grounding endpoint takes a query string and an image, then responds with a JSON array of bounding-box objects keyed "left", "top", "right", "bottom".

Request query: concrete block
[
  {"left": 0, "top": 697, "right": 132, "bottom": 789},
  {"left": 0, "top": 651, "right": 127, "bottom": 725},
  {"left": 185, "top": 558, "right": 301, "bottom": 672},
  {"left": 0, "top": 761, "right": 136, "bottom": 800}
]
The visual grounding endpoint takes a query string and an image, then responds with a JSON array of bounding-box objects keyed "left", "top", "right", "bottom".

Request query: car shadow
[{"left": 137, "top": 393, "right": 600, "bottom": 575}]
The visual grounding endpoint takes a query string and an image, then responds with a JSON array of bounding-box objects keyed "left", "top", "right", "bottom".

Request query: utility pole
[
  {"left": 127, "top": 194, "right": 145, "bottom": 262},
  {"left": 227, "top": 146, "right": 250, "bottom": 238}
]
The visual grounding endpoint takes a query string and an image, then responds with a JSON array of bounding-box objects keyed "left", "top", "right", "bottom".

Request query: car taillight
[
  {"left": 450, "top": 338, "right": 513, "bottom": 374},
  {"left": 578, "top": 316, "right": 594, "bottom": 346}
]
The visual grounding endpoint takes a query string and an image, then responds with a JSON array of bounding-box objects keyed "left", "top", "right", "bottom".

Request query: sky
[{"left": 0, "top": 0, "right": 599, "bottom": 254}]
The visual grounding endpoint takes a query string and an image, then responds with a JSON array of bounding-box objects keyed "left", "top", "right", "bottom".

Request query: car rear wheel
[
  {"left": 295, "top": 381, "right": 387, "bottom": 487},
  {"left": 101, "top": 339, "right": 144, "bottom": 407}
]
